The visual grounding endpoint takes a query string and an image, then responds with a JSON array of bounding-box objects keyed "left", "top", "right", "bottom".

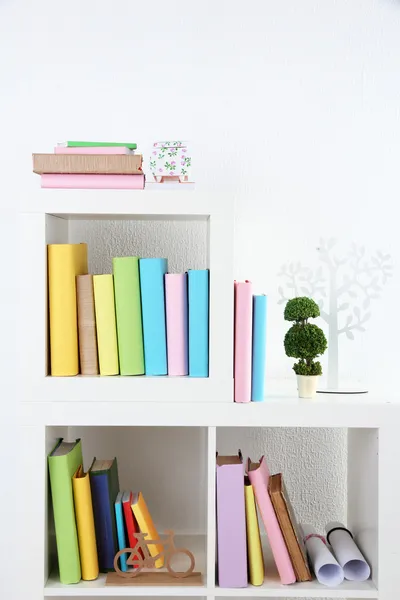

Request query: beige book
[
  {"left": 76, "top": 275, "right": 99, "bottom": 375},
  {"left": 33, "top": 153, "right": 143, "bottom": 174}
]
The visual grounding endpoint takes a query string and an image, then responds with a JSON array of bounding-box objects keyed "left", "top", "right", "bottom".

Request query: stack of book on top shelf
[
  {"left": 48, "top": 438, "right": 163, "bottom": 584},
  {"left": 216, "top": 451, "right": 311, "bottom": 588},
  {"left": 33, "top": 141, "right": 145, "bottom": 189},
  {"left": 48, "top": 243, "right": 209, "bottom": 377}
]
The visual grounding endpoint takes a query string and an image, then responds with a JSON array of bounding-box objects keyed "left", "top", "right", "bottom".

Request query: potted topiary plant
[{"left": 284, "top": 297, "right": 328, "bottom": 399}]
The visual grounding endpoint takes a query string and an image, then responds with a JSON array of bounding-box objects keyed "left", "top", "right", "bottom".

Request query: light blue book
[
  {"left": 251, "top": 295, "right": 267, "bottom": 401},
  {"left": 139, "top": 258, "right": 168, "bottom": 375},
  {"left": 188, "top": 270, "right": 209, "bottom": 377},
  {"left": 114, "top": 492, "right": 128, "bottom": 572}
]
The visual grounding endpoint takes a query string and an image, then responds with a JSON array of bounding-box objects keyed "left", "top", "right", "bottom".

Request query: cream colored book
[
  {"left": 93, "top": 275, "right": 119, "bottom": 375},
  {"left": 77, "top": 275, "right": 99, "bottom": 375},
  {"left": 48, "top": 243, "right": 88, "bottom": 376}
]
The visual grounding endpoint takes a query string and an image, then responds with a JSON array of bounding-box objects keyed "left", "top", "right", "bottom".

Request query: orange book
[{"left": 131, "top": 492, "right": 164, "bottom": 568}]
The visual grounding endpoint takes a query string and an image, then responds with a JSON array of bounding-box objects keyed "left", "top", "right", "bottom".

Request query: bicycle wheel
[
  {"left": 166, "top": 548, "right": 195, "bottom": 578},
  {"left": 114, "top": 548, "right": 143, "bottom": 578}
]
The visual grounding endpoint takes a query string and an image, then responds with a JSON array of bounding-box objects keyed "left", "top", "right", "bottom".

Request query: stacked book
[
  {"left": 33, "top": 141, "right": 145, "bottom": 189},
  {"left": 47, "top": 243, "right": 209, "bottom": 377},
  {"left": 48, "top": 438, "right": 162, "bottom": 583},
  {"left": 216, "top": 451, "right": 311, "bottom": 587},
  {"left": 234, "top": 281, "right": 267, "bottom": 402}
]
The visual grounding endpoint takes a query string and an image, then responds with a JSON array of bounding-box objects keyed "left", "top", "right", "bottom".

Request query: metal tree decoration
[{"left": 278, "top": 239, "right": 393, "bottom": 389}]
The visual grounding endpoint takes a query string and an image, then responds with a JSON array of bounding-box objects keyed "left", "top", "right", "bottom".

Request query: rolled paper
[
  {"left": 302, "top": 524, "right": 344, "bottom": 587},
  {"left": 325, "top": 522, "right": 371, "bottom": 582}
]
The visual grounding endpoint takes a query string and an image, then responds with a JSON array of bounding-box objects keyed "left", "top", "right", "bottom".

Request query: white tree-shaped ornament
[{"left": 278, "top": 239, "right": 393, "bottom": 390}]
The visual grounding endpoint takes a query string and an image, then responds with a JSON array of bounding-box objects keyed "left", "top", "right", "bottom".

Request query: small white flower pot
[{"left": 297, "top": 375, "right": 319, "bottom": 399}]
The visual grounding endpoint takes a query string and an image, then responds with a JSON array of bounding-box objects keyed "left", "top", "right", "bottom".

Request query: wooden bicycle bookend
[{"left": 106, "top": 530, "right": 202, "bottom": 587}]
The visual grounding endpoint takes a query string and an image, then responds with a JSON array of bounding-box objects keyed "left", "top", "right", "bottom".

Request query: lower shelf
[{"left": 214, "top": 579, "right": 378, "bottom": 598}]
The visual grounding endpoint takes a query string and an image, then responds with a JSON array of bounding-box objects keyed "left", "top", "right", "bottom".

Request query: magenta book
[
  {"left": 216, "top": 452, "right": 248, "bottom": 588},
  {"left": 41, "top": 174, "right": 145, "bottom": 189}
]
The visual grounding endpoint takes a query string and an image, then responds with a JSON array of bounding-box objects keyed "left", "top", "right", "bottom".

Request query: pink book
[
  {"left": 234, "top": 280, "right": 252, "bottom": 403},
  {"left": 41, "top": 174, "right": 145, "bottom": 189},
  {"left": 247, "top": 456, "right": 296, "bottom": 585},
  {"left": 165, "top": 273, "right": 188, "bottom": 376},
  {"left": 54, "top": 147, "right": 134, "bottom": 155}
]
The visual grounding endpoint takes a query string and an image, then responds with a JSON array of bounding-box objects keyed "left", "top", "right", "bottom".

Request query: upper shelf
[{"left": 19, "top": 188, "right": 228, "bottom": 220}]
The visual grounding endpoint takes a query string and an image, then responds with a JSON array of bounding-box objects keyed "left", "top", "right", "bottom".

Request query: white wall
[{"left": 3, "top": 1, "right": 400, "bottom": 598}]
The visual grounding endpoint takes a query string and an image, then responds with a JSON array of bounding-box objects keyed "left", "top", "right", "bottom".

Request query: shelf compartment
[
  {"left": 44, "top": 426, "right": 209, "bottom": 596},
  {"left": 19, "top": 191, "right": 234, "bottom": 403},
  {"left": 215, "top": 427, "right": 379, "bottom": 598}
]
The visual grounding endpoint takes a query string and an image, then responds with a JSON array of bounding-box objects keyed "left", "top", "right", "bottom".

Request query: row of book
[
  {"left": 34, "top": 141, "right": 146, "bottom": 189},
  {"left": 48, "top": 439, "right": 162, "bottom": 584},
  {"left": 48, "top": 243, "right": 209, "bottom": 377},
  {"left": 217, "top": 451, "right": 311, "bottom": 587},
  {"left": 234, "top": 281, "right": 267, "bottom": 402}
]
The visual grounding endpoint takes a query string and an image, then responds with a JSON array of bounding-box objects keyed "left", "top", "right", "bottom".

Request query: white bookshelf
[{"left": 19, "top": 189, "right": 400, "bottom": 600}]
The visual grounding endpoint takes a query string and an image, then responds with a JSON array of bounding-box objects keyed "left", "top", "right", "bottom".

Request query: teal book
[
  {"left": 48, "top": 439, "right": 83, "bottom": 584},
  {"left": 59, "top": 141, "right": 137, "bottom": 149},
  {"left": 114, "top": 492, "right": 128, "bottom": 572},
  {"left": 251, "top": 295, "right": 267, "bottom": 402},
  {"left": 90, "top": 458, "right": 120, "bottom": 572},
  {"left": 188, "top": 270, "right": 209, "bottom": 377},
  {"left": 113, "top": 257, "right": 144, "bottom": 375},
  {"left": 139, "top": 258, "right": 168, "bottom": 375}
]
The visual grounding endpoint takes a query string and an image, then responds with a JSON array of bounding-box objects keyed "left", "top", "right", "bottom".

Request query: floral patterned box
[{"left": 149, "top": 141, "right": 192, "bottom": 183}]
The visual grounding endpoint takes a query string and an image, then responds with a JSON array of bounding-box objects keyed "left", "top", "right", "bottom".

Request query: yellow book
[
  {"left": 244, "top": 477, "right": 264, "bottom": 586},
  {"left": 48, "top": 243, "right": 88, "bottom": 376},
  {"left": 93, "top": 275, "right": 119, "bottom": 375},
  {"left": 72, "top": 465, "right": 99, "bottom": 581},
  {"left": 131, "top": 492, "right": 164, "bottom": 568}
]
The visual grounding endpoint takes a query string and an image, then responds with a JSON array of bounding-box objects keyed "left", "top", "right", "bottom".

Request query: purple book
[{"left": 216, "top": 451, "right": 248, "bottom": 588}]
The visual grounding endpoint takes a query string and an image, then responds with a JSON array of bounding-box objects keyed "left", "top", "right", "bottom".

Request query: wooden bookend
[{"left": 111, "top": 530, "right": 200, "bottom": 585}]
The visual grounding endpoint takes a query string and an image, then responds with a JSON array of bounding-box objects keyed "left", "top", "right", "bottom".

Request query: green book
[
  {"left": 48, "top": 439, "right": 83, "bottom": 584},
  {"left": 59, "top": 141, "right": 137, "bottom": 150},
  {"left": 113, "top": 257, "right": 145, "bottom": 375}
]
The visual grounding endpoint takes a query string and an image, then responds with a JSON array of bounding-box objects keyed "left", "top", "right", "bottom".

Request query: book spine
[
  {"left": 113, "top": 257, "right": 144, "bottom": 375},
  {"left": 33, "top": 154, "right": 142, "bottom": 175},
  {"left": 122, "top": 497, "right": 141, "bottom": 561},
  {"left": 93, "top": 275, "right": 119, "bottom": 375},
  {"left": 165, "top": 273, "right": 188, "bottom": 376},
  {"left": 55, "top": 147, "right": 134, "bottom": 155},
  {"left": 251, "top": 295, "right": 267, "bottom": 401},
  {"left": 216, "top": 462, "right": 248, "bottom": 587},
  {"left": 115, "top": 499, "right": 128, "bottom": 572},
  {"left": 63, "top": 141, "right": 137, "bottom": 149},
  {"left": 76, "top": 275, "right": 99, "bottom": 376},
  {"left": 48, "top": 441, "right": 83, "bottom": 584},
  {"left": 244, "top": 481, "right": 264, "bottom": 585},
  {"left": 41, "top": 174, "right": 145, "bottom": 189},
  {"left": 188, "top": 270, "right": 209, "bottom": 377},
  {"left": 90, "top": 473, "right": 116, "bottom": 572},
  {"left": 72, "top": 470, "right": 99, "bottom": 580},
  {"left": 139, "top": 259, "right": 168, "bottom": 375},
  {"left": 248, "top": 459, "right": 296, "bottom": 584},
  {"left": 234, "top": 281, "right": 253, "bottom": 402},
  {"left": 48, "top": 244, "right": 88, "bottom": 376}
]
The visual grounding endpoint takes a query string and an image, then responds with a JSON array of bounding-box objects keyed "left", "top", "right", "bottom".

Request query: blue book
[
  {"left": 114, "top": 492, "right": 128, "bottom": 572},
  {"left": 188, "top": 269, "right": 209, "bottom": 377},
  {"left": 251, "top": 295, "right": 267, "bottom": 402},
  {"left": 139, "top": 258, "right": 168, "bottom": 375},
  {"left": 89, "top": 458, "right": 120, "bottom": 572}
]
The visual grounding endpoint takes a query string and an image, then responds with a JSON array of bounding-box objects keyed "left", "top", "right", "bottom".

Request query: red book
[{"left": 122, "top": 491, "right": 142, "bottom": 560}]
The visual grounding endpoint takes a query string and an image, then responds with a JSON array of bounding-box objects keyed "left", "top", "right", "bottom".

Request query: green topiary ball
[
  {"left": 284, "top": 297, "right": 320, "bottom": 322},
  {"left": 284, "top": 323, "right": 327, "bottom": 359}
]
